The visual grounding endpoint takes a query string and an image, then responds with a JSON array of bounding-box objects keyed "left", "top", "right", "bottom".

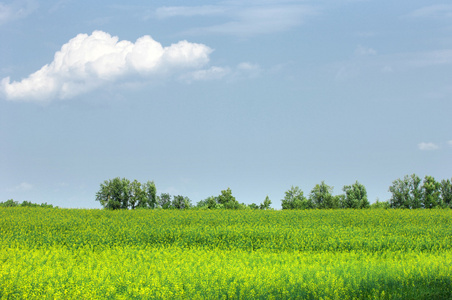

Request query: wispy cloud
[
  {"left": 448, "top": 140, "right": 452, "bottom": 148},
  {"left": 418, "top": 142, "right": 439, "bottom": 151},
  {"left": 408, "top": 5, "right": 452, "bottom": 18},
  {"left": 183, "top": 66, "right": 231, "bottom": 82},
  {"left": 156, "top": 5, "right": 226, "bottom": 18},
  {"left": 155, "top": 3, "right": 317, "bottom": 36},
  {"left": 334, "top": 47, "right": 452, "bottom": 81},
  {"left": 354, "top": 45, "right": 377, "bottom": 56},
  {"left": 7, "top": 182, "right": 33, "bottom": 192},
  {"left": 0, "top": 30, "right": 213, "bottom": 102},
  {"left": 406, "top": 49, "right": 452, "bottom": 67},
  {"left": 0, "top": 0, "right": 37, "bottom": 24},
  {"left": 181, "top": 62, "right": 261, "bottom": 83}
]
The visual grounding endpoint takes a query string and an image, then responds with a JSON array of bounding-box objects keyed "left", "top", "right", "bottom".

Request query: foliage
[
  {"left": 259, "top": 196, "right": 272, "bottom": 210},
  {"left": 421, "top": 176, "right": 441, "bottom": 209},
  {"left": 172, "top": 195, "right": 192, "bottom": 210},
  {"left": 95, "top": 177, "right": 156, "bottom": 210},
  {"left": 195, "top": 188, "right": 241, "bottom": 210},
  {"left": 370, "top": 198, "right": 390, "bottom": 209},
  {"left": 389, "top": 174, "right": 422, "bottom": 209},
  {"left": 248, "top": 203, "right": 259, "bottom": 209},
  {"left": 309, "top": 181, "right": 334, "bottom": 209},
  {"left": 1, "top": 208, "right": 452, "bottom": 299},
  {"left": 388, "top": 174, "right": 451, "bottom": 209},
  {"left": 158, "top": 193, "right": 172, "bottom": 209},
  {"left": 217, "top": 188, "right": 239, "bottom": 208},
  {"left": 281, "top": 186, "right": 312, "bottom": 209},
  {"left": 343, "top": 181, "right": 369, "bottom": 209},
  {"left": 0, "top": 199, "right": 54, "bottom": 208},
  {"left": 440, "top": 178, "right": 452, "bottom": 208}
]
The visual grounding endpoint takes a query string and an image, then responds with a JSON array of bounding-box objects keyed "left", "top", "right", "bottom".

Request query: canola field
[{"left": 0, "top": 208, "right": 451, "bottom": 299}]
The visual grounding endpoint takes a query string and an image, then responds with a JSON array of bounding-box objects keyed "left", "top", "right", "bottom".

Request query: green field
[{"left": 1, "top": 208, "right": 451, "bottom": 299}]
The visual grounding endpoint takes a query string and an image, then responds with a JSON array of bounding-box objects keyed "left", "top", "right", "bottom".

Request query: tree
[
  {"left": 333, "top": 194, "right": 346, "bottom": 209},
  {"left": 342, "top": 181, "right": 369, "bottom": 209},
  {"left": 96, "top": 177, "right": 124, "bottom": 210},
  {"left": 172, "top": 195, "right": 191, "bottom": 210},
  {"left": 0, "top": 199, "right": 19, "bottom": 207},
  {"left": 217, "top": 188, "right": 240, "bottom": 209},
  {"left": 281, "top": 186, "right": 312, "bottom": 209},
  {"left": 370, "top": 198, "right": 389, "bottom": 209},
  {"left": 260, "top": 196, "right": 272, "bottom": 210},
  {"left": 158, "top": 193, "right": 172, "bottom": 209},
  {"left": 248, "top": 203, "right": 259, "bottom": 209},
  {"left": 206, "top": 196, "right": 218, "bottom": 209},
  {"left": 421, "top": 176, "right": 441, "bottom": 209},
  {"left": 129, "top": 180, "right": 147, "bottom": 209},
  {"left": 388, "top": 174, "right": 421, "bottom": 209},
  {"left": 309, "top": 181, "right": 334, "bottom": 209},
  {"left": 440, "top": 178, "right": 452, "bottom": 208},
  {"left": 96, "top": 177, "right": 156, "bottom": 210},
  {"left": 144, "top": 181, "right": 157, "bottom": 209},
  {"left": 409, "top": 174, "right": 423, "bottom": 209},
  {"left": 0, "top": 199, "right": 54, "bottom": 208}
]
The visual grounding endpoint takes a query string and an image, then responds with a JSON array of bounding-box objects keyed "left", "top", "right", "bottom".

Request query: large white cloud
[{"left": 1, "top": 30, "right": 212, "bottom": 102}]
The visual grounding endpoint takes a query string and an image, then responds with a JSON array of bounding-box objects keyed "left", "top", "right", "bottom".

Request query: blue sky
[{"left": 1, "top": 0, "right": 451, "bottom": 208}]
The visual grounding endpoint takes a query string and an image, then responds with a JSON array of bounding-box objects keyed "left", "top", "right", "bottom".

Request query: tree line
[
  {"left": 95, "top": 177, "right": 271, "bottom": 210},
  {"left": 0, "top": 199, "right": 55, "bottom": 208},
  {"left": 282, "top": 175, "right": 451, "bottom": 210},
  {"left": 94, "top": 174, "right": 451, "bottom": 210},
  {"left": 5, "top": 174, "right": 449, "bottom": 210}
]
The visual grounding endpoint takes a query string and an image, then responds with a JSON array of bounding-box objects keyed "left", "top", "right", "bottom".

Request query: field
[{"left": 0, "top": 208, "right": 451, "bottom": 299}]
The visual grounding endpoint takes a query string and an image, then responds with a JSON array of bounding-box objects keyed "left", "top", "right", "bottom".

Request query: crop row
[{"left": 1, "top": 208, "right": 451, "bottom": 252}]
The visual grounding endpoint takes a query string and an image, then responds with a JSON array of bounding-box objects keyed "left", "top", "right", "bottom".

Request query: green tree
[
  {"left": 259, "top": 196, "right": 272, "bottom": 210},
  {"left": 96, "top": 177, "right": 155, "bottom": 210},
  {"left": 281, "top": 186, "right": 312, "bottom": 209},
  {"left": 343, "top": 181, "right": 369, "bottom": 209},
  {"left": 158, "top": 193, "right": 172, "bottom": 209},
  {"left": 129, "top": 180, "right": 146, "bottom": 209},
  {"left": 217, "top": 188, "right": 239, "bottom": 209},
  {"left": 333, "top": 194, "right": 345, "bottom": 209},
  {"left": 144, "top": 181, "right": 157, "bottom": 208},
  {"left": 206, "top": 196, "right": 218, "bottom": 209},
  {"left": 172, "top": 195, "right": 191, "bottom": 210},
  {"left": 309, "top": 181, "right": 334, "bottom": 209},
  {"left": 388, "top": 174, "right": 422, "bottom": 209},
  {"left": 0, "top": 199, "right": 19, "bottom": 207},
  {"left": 96, "top": 177, "right": 125, "bottom": 210},
  {"left": 370, "top": 198, "right": 389, "bottom": 209},
  {"left": 421, "top": 176, "right": 441, "bottom": 209},
  {"left": 440, "top": 178, "right": 452, "bottom": 208},
  {"left": 248, "top": 203, "right": 259, "bottom": 209}
]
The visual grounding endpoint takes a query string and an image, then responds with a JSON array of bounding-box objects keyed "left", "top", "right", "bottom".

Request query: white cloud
[
  {"left": 418, "top": 142, "right": 439, "bottom": 151},
  {"left": 182, "top": 62, "right": 261, "bottom": 82},
  {"left": 354, "top": 45, "right": 377, "bottom": 56},
  {"left": 7, "top": 182, "right": 33, "bottom": 192},
  {"left": 0, "top": 0, "right": 37, "bottom": 24},
  {"left": 408, "top": 5, "right": 452, "bottom": 18},
  {"left": 155, "top": 5, "right": 226, "bottom": 18},
  {"left": 1, "top": 30, "right": 213, "bottom": 102},
  {"left": 184, "top": 66, "right": 231, "bottom": 82},
  {"left": 448, "top": 140, "right": 452, "bottom": 148},
  {"left": 156, "top": 4, "right": 317, "bottom": 36}
]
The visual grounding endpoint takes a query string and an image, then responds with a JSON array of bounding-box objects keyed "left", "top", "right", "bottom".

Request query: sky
[{"left": 1, "top": 0, "right": 451, "bottom": 209}]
